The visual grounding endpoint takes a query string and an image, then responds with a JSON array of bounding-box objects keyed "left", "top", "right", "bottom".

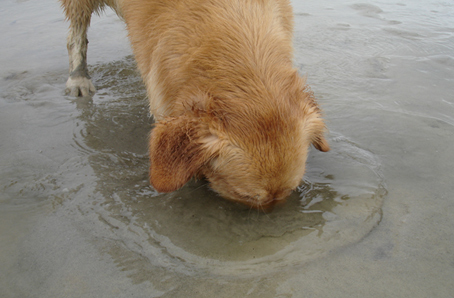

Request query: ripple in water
[
  {"left": 1, "top": 59, "right": 386, "bottom": 277},
  {"left": 56, "top": 59, "right": 387, "bottom": 277},
  {"left": 84, "top": 136, "right": 385, "bottom": 277}
]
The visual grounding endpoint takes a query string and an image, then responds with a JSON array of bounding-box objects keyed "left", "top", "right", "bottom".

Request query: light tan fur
[{"left": 60, "top": 0, "right": 330, "bottom": 210}]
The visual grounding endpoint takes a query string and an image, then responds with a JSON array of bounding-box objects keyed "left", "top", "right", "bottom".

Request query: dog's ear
[
  {"left": 297, "top": 81, "right": 330, "bottom": 152},
  {"left": 149, "top": 115, "right": 213, "bottom": 192},
  {"left": 287, "top": 73, "right": 330, "bottom": 152},
  {"left": 312, "top": 133, "right": 330, "bottom": 152},
  {"left": 306, "top": 102, "right": 330, "bottom": 152}
]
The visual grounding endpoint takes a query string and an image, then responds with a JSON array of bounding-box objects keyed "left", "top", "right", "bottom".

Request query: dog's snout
[{"left": 254, "top": 190, "right": 291, "bottom": 211}]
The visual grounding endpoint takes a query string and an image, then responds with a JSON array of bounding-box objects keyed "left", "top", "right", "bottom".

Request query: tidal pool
[{"left": 1, "top": 1, "right": 453, "bottom": 297}]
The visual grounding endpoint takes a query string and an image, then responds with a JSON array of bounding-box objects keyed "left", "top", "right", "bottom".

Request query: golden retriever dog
[{"left": 60, "top": 0, "right": 330, "bottom": 210}]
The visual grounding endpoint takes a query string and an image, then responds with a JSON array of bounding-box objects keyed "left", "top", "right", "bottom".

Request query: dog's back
[{"left": 120, "top": 0, "right": 295, "bottom": 120}]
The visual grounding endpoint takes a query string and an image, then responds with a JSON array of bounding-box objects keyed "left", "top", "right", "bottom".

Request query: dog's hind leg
[{"left": 60, "top": 0, "right": 99, "bottom": 96}]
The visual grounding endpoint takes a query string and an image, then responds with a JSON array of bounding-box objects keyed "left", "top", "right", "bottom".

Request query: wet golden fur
[{"left": 60, "top": 0, "right": 330, "bottom": 210}]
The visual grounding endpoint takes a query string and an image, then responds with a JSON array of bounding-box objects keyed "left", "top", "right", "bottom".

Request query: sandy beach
[{"left": 1, "top": 0, "right": 453, "bottom": 297}]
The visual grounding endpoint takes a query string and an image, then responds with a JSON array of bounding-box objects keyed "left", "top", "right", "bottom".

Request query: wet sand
[{"left": 1, "top": 0, "right": 453, "bottom": 297}]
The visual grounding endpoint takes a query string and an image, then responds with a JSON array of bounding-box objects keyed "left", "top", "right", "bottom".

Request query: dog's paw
[{"left": 65, "top": 76, "right": 96, "bottom": 97}]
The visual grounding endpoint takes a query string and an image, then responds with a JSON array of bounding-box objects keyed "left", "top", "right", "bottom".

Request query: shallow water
[{"left": 1, "top": 0, "right": 453, "bottom": 297}]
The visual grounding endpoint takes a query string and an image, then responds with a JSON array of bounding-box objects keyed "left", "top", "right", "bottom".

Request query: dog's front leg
[{"left": 63, "top": 7, "right": 96, "bottom": 97}]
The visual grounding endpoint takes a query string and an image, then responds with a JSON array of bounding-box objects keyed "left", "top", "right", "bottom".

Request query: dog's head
[{"left": 148, "top": 81, "right": 329, "bottom": 210}]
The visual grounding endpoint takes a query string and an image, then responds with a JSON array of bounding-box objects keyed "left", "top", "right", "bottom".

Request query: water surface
[{"left": 1, "top": 0, "right": 453, "bottom": 297}]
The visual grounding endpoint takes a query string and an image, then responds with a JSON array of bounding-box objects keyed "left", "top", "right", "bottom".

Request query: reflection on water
[{"left": 67, "top": 58, "right": 386, "bottom": 276}]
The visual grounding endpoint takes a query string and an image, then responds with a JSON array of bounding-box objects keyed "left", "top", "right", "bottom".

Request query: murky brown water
[{"left": 1, "top": 1, "right": 453, "bottom": 297}]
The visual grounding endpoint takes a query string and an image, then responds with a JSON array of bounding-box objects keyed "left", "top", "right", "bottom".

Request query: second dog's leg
[{"left": 61, "top": 1, "right": 96, "bottom": 97}]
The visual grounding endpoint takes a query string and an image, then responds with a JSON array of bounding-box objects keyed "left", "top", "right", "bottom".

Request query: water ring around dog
[
  {"left": 32, "top": 59, "right": 386, "bottom": 277},
  {"left": 88, "top": 134, "right": 385, "bottom": 276}
]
